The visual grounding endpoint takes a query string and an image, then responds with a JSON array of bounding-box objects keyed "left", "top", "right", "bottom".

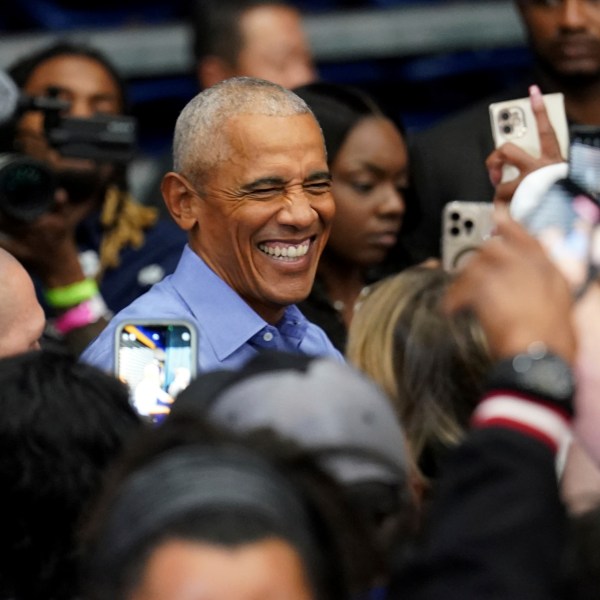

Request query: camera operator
[{"left": 0, "top": 42, "right": 186, "bottom": 355}]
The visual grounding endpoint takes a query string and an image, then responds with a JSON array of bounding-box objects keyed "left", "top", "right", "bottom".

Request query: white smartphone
[
  {"left": 511, "top": 125, "right": 600, "bottom": 294},
  {"left": 114, "top": 320, "right": 198, "bottom": 423},
  {"left": 442, "top": 201, "right": 495, "bottom": 272},
  {"left": 489, "top": 92, "right": 569, "bottom": 183}
]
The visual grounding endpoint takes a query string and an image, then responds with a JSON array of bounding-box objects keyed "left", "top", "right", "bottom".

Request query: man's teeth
[{"left": 258, "top": 241, "right": 310, "bottom": 260}]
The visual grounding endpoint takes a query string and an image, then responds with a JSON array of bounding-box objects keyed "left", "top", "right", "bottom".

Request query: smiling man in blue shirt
[{"left": 81, "top": 77, "right": 342, "bottom": 373}]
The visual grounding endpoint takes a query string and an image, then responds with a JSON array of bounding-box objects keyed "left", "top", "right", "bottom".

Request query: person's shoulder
[
  {"left": 81, "top": 289, "right": 192, "bottom": 370},
  {"left": 80, "top": 319, "right": 118, "bottom": 372},
  {"left": 112, "top": 276, "right": 188, "bottom": 318}
]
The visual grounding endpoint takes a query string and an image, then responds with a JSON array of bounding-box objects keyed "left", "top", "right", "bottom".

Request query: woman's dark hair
[{"left": 293, "top": 81, "right": 406, "bottom": 166}]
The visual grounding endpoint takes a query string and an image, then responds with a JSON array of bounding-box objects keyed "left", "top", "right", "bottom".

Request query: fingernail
[{"left": 529, "top": 84, "right": 543, "bottom": 108}]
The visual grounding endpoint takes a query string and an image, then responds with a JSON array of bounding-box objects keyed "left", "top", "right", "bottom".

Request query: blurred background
[{"left": 0, "top": 0, "right": 531, "bottom": 159}]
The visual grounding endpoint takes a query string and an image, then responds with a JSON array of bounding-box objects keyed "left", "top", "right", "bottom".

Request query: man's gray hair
[{"left": 173, "top": 77, "right": 314, "bottom": 187}]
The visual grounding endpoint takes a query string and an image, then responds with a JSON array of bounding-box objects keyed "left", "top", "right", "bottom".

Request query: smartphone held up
[
  {"left": 489, "top": 91, "right": 569, "bottom": 183},
  {"left": 442, "top": 201, "right": 495, "bottom": 272},
  {"left": 114, "top": 320, "right": 198, "bottom": 423}
]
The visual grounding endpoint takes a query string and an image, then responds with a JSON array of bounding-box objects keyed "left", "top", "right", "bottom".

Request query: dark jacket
[{"left": 390, "top": 421, "right": 568, "bottom": 599}]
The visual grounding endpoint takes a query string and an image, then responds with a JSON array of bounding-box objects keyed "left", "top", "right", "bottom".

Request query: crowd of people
[{"left": 1, "top": 0, "right": 600, "bottom": 599}]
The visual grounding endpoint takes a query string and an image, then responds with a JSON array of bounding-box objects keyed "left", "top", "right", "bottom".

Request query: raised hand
[
  {"left": 444, "top": 206, "right": 576, "bottom": 363},
  {"left": 487, "top": 85, "right": 565, "bottom": 206}
]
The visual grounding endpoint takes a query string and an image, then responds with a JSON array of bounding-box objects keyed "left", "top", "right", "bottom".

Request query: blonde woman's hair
[{"left": 346, "top": 266, "right": 491, "bottom": 478}]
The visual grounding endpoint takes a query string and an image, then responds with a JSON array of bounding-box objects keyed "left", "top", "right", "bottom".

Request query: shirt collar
[{"left": 171, "top": 246, "right": 308, "bottom": 361}]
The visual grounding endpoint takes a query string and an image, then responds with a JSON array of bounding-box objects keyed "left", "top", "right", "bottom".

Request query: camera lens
[
  {"left": 502, "top": 125, "right": 512, "bottom": 135},
  {"left": 0, "top": 154, "right": 55, "bottom": 222}
]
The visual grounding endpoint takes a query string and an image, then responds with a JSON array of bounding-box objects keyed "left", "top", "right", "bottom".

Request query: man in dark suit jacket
[{"left": 405, "top": 0, "right": 600, "bottom": 263}]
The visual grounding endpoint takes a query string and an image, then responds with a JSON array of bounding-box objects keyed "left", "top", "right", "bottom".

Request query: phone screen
[
  {"left": 515, "top": 127, "right": 600, "bottom": 293},
  {"left": 115, "top": 321, "right": 197, "bottom": 423}
]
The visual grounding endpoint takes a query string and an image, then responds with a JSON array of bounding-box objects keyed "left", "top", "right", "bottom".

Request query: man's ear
[
  {"left": 196, "top": 56, "right": 236, "bottom": 89},
  {"left": 161, "top": 172, "right": 200, "bottom": 231}
]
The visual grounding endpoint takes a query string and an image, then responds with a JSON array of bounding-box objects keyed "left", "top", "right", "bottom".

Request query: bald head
[
  {"left": 0, "top": 250, "right": 45, "bottom": 358},
  {"left": 172, "top": 76, "right": 315, "bottom": 188}
]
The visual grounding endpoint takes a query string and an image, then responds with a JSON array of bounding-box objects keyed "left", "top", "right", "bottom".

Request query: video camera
[{"left": 0, "top": 70, "right": 137, "bottom": 222}]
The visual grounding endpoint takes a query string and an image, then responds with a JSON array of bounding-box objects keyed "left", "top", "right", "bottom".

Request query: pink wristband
[{"left": 54, "top": 295, "right": 109, "bottom": 335}]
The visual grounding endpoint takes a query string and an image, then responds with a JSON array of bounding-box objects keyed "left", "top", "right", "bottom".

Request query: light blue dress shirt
[{"left": 81, "top": 245, "right": 343, "bottom": 374}]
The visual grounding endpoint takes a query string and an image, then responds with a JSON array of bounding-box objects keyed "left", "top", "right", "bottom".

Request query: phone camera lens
[
  {"left": 502, "top": 125, "right": 512, "bottom": 135},
  {"left": 450, "top": 212, "right": 460, "bottom": 221},
  {"left": 500, "top": 110, "right": 510, "bottom": 121},
  {"left": 450, "top": 226, "right": 460, "bottom": 236},
  {"left": 464, "top": 219, "right": 474, "bottom": 231}
]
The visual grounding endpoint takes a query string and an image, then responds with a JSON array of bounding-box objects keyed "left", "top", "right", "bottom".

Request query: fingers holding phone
[
  {"left": 486, "top": 143, "right": 546, "bottom": 205},
  {"left": 488, "top": 85, "right": 568, "bottom": 204}
]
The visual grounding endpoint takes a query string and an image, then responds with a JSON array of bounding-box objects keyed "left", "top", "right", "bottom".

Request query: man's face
[
  {"left": 16, "top": 54, "right": 123, "bottom": 173},
  {"left": 517, "top": 0, "right": 600, "bottom": 80},
  {"left": 186, "top": 113, "right": 334, "bottom": 324},
  {"left": 236, "top": 5, "right": 317, "bottom": 89}
]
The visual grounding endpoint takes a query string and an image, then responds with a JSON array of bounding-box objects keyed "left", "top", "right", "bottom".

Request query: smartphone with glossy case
[
  {"left": 489, "top": 92, "right": 569, "bottom": 183},
  {"left": 442, "top": 201, "right": 495, "bottom": 272}
]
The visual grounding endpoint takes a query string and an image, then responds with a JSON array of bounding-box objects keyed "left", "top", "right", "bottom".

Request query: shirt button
[{"left": 263, "top": 332, "right": 274, "bottom": 342}]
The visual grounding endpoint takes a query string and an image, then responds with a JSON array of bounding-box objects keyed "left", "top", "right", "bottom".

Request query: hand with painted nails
[{"left": 486, "top": 85, "right": 565, "bottom": 206}]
